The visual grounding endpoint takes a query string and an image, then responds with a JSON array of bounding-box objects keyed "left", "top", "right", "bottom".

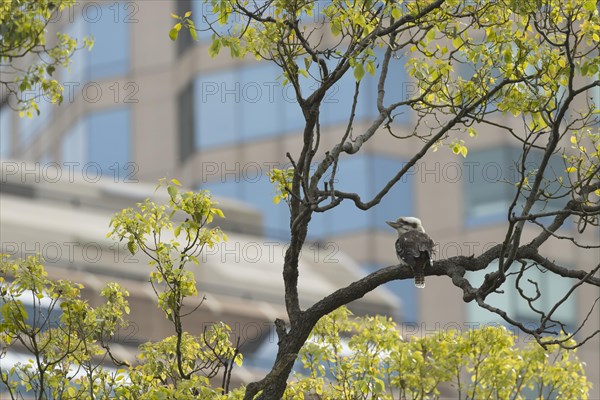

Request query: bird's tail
[{"left": 414, "top": 265, "right": 425, "bottom": 288}]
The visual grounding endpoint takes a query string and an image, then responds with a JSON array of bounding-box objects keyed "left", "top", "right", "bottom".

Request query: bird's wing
[
  {"left": 396, "top": 236, "right": 420, "bottom": 259},
  {"left": 397, "top": 231, "right": 434, "bottom": 265},
  {"left": 399, "top": 231, "right": 433, "bottom": 252}
]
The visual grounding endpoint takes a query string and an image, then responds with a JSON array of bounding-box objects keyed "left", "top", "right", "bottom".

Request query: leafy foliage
[
  {"left": 289, "top": 307, "right": 591, "bottom": 399},
  {"left": 0, "top": 255, "right": 130, "bottom": 399},
  {"left": 268, "top": 168, "right": 295, "bottom": 205},
  {"left": 1, "top": 253, "right": 590, "bottom": 399},
  {"left": 1, "top": 184, "right": 241, "bottom": 399},
  {"left": 0, "top": 0, "right": 93, "bottom": 114}
]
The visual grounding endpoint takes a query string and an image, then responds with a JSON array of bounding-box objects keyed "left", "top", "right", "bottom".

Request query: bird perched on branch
[{"left": 386, "top": 217, "right": 435, "bottom": 288}]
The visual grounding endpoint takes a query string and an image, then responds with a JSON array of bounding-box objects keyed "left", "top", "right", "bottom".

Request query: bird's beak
[{"left": 386, "top": 220, "right": 398, "bottom": 228}]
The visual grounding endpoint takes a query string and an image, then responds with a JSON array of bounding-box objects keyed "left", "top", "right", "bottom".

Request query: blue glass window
[
  {"left": 239, "top": 64, "right": 284, "bottom": 140},
  {"left": 320, "top": 59, "right": 362, "bottom": 126},
  {"left": 241, "top": 176, "right": 289, "bottom": 238},
  {"left": 319, "top": 50, "right": 410, "bottom": 127},
  {"left": 64, "top": 16, "right": 87, "bottom": 84},
  {"left": 310, "top": 154, "right": 413, "bottom": 237},
  {"left": 63, "top": 2, "right": 130, "bottom": 82},
  {"left": 189, "top": 49, "right": 410, "bottom": 148},
  {"left": 18, "top": 98, "right": 53, "bottom": 147},
  {"left": 466, "top": 261, "right": 576, "bottom": 330},
  {"left": 464, "top": 146, "right": 568, "bottom": 227},
  {"left": 0, "top": 106, "right": 11, "bottom": 158},
  {"left": 61, "top": 119, "right": 87, "bottom": 165},
  {"left": 61, "top": 107, "right": 131, "bottom": 177},
  {"left": 200, "top": 155, "right": 412, "bottom": 240},
  {"left": 87, "top": 2, "right": 130, "bottom": 80},
  {"left": 202, "top": 174, "right": 289, "bottom": 239},
  {"left": 463, "top": 146, "right": 519, "bottom": 226},
  {"left": 88, "top": 107, "right": 130, "bottom": 172},
  {"left": 322, "top": 156, "right": 371, "bottom": 233},
  {"left": 202, "top": 179, "right": 241, "bottom": 200},
  {"left": 195, "top": 70, "right": 239, "bottom": 148}
]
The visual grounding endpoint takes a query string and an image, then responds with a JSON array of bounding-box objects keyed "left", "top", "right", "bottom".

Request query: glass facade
[
  {"left": 463, "top": 146, "right": 568, "bottom": 226},
  {"left": 202, "top": 154, "right": 412, "bottom": 239},
  {"left": 202, "top": 174, "right": 289, "bottom": 239},
  {"left": 61, "top": 107, "right": 131, "bottom": 178},
  {"left": 466, "top": 261, "right": 576, "bottom": 329},
  {"left": 18, "top": 99, "right": 53, "bottom": 148},
  {"left": 310, "top": 154, "right": 413, "bottom": 236},
  {"left": 63, "top": 2, "right": 130, "bottom": 83},
  {"left": 191, "top": 65, "right": 302, "bottom": 150},
  {"left": 195, "top": 70, "right": 239, "bottom": 148},
  {"left": 185, "top": 50, "right": 409, "bottom": 151},
  {"left": 87, "top": 2, "right": 130, "bottom": 81}
]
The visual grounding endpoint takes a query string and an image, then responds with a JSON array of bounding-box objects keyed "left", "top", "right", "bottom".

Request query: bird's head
[{"left": 386, "top": 216, "right": 426, "bottom": 235}]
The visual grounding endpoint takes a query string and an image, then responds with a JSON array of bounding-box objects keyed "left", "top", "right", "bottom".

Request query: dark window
[
  {"left": 176, "top": 0, "right": 195, "bottom": 56},
  {"left": 0, "top": 105, "right": 11, "bottom": 158},
  {"left": 178, "top": 82, "right": 195, "bottom": 162}
]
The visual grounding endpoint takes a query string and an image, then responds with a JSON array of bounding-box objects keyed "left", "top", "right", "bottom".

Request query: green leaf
[
  {"left": 127, "top": 241, "right": 137, "bottom": 255},
  {"left": 331, "top": 21, "right": 342, "bottom": 36},
  {"left": 184, "top": 11, "right": 192, "bottom": 18},
  {"left": 190, "top": 27, "right": 198, "bottom": 42},
  {"left": 167, "top": 185, "right": 178, "bottom": 200},
  {"left": 169, "top": 28, "right": 179, "bottom": 41},
  {"left": 353, "top": 63, "right": 365, "bottom": 82},
  {"left": 452, "top": 36, "right": 463, "bottom": 49},
  {"left": 170, "top": 178, "right": 181, "bottom": 186},
  {"left": 366, "top": 60, "right": 376, "bottom": 76},
  {"left": 583, "top": 0, "right": 596, "bottom": 11},
  {"left": 426, "top": 29, "right": 436, "bottom": 41},
  {"left": 304, "top": 57, "right": 311, "bottom": 71},
  {"left": 209, "top": 38, "right": 222, "bottom": 58},
  {"left": 229, "top": 41, "right": 241, "bottom": 58}
]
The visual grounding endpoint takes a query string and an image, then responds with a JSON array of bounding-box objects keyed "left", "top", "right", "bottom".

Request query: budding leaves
[
  {"left": 127, "top": 239, "right": 137, "bottom": 255},
  {"left": 169, "top": 23, "right": 182, "bottom": 41},
  {"left": 167, "top": 185, "right": 178, "bottom": 201},
  {"left": 209, "top": 38, "right": 222, "bottom": 58},
  {"left": 353, "top": 63, "right": 365, "bottom": 82}
]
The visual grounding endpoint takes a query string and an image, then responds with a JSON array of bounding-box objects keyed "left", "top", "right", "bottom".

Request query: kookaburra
[{"left": 386, "top": 217, "right": 435, "bottom": 288}]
